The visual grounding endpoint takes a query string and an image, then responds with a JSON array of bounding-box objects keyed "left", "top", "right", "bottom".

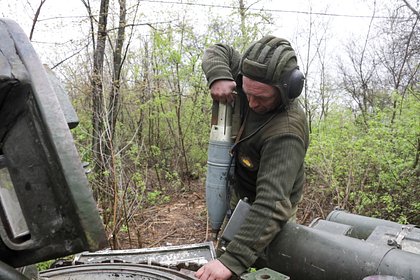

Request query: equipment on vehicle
[
  {"left": 0, "top": 17, "right": 107, "bottom": 276},
  {"left": 267, "top": 210, "right": 420, "bottom": 280}
]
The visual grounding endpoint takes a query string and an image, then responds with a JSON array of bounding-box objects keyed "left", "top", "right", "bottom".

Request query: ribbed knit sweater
[{"left": 202, "top": 43, "right": 309, "bottom": 276}]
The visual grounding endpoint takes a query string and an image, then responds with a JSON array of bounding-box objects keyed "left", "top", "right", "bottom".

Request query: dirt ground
[
  {"left": 133, "top": 189, "right": 209, "bottom": 248},
  {"left": 117, "top": 181, "right": 329, "bottom": 250},
  {"left": 117, "top": 183, "right": 209, "bottom": 249}
]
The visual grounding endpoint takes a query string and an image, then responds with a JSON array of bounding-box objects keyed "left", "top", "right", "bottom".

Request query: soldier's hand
[
  {"left": 210, "top": 80, "right": 236, "bottom": 104},
  {"left": 195, "top": 259, "right": 233, "bottom": 280}
]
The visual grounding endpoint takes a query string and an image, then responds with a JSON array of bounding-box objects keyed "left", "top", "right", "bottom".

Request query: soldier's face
[{"left": 243, "top": 76, "right": 281, "bottom": 114}]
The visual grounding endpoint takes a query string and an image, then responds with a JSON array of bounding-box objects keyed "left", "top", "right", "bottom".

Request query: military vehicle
[{"left": 0, "top": 18, "right": 419, "bottom": 280}]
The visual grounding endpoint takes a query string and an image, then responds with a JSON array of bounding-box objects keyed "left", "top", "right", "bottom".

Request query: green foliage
[
  {"left": 36, "top": 260, "right": 54, "bottom": 271},
  {"left": 306, "top": 94, "right": 420, "bottom": 224},
  {"left": 204, "top": 0, "right": 274, "bottom": 52},
  {"left": 66, "top": 16, "right": 213, "bottom": 244},
  {"left": 147, "top": 190, "right": 170, "bottom": 205}
]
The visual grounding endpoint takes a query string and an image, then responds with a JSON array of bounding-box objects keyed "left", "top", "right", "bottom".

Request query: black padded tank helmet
[{"left": 240, "top": 35, "right": 304, "bottom": 102}]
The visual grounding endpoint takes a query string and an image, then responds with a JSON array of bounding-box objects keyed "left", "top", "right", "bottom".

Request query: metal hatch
[
  {"left": 39, "top": 263, "right": 197, "bottom": 280},
  {"left": 0, "top": 18, "right": 107, "bottom": 268},
  {"left": 39, "top": 242, "right": 217, "bottom": 280}
]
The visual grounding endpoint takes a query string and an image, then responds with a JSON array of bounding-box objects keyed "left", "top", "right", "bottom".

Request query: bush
[{"left": 306, "top": 96, "right": 419, "bottom": 224}]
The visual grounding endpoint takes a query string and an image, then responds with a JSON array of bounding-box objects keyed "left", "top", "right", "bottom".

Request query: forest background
[{"left": 2, "top": 0, "right": 419, "bottom": 249}]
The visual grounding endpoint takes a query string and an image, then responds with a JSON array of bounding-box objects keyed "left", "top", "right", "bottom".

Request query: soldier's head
[{"left": 240, "top": 35, "right": 304, "bottom": 112}]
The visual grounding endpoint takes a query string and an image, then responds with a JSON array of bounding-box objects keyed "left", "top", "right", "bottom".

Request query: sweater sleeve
[
  {"left": 201, "top": 43, "right": 242, "bottom": 87},
  {"left": 218, "top": 135, "right": 306, "bottom": 276}
]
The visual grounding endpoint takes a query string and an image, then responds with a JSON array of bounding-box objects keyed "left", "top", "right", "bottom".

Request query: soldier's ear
[{"left": 280, "top": 67, "right": 305, "bottom": 99}]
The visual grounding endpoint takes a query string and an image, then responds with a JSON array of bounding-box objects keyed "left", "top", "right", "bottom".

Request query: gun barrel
[
  {"left": 266, "top": 222, "right": 420, "bottom": 280},
  {"left": 326, "top": 210, "right": 414, "bottom": 239}
]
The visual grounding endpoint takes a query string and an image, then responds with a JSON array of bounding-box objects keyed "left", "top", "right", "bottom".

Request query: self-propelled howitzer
[{"left": 0, "top": 18, "right": 107, "bottom": 277}]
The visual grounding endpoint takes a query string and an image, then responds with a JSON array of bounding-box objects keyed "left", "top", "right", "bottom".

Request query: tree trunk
[
  {"left": 109, "top": 0, "right": 127, "bottom": 141},
  {"left": 91, "top": 0, "right": 109, "bottom": 173}
]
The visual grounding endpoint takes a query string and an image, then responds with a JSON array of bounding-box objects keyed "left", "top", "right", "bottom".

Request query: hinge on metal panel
[{"left": 387, "top": 225, "right": 415, "bottom": 249}]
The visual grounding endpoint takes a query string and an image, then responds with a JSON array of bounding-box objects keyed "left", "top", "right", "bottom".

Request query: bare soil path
[{"left": 117, "top": 182, "right": 327, "bottom": 249}]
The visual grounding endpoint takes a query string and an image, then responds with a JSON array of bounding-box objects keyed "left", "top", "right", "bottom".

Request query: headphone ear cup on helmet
[{"left": 284, "top": 68, "right": 305, "bottom": 99}]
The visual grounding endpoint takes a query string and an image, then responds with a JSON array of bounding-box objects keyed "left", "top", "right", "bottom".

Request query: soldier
[{"left": 196, "top": 35, "right": 309, "bottom": 280}]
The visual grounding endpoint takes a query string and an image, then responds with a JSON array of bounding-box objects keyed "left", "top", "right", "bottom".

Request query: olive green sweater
[{"left": 202, "top": 43, "right": 309, "bottom": 276}]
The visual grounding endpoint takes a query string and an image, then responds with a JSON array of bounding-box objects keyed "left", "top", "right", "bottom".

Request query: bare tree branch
[
  {"left": 51, "top": 43, "right": 89, "bottom": 69},
  {"left": 402, "top": 0, "right": 420, "bottom": 19},
  {"left": 81, "top": 0, "right": 97, "bottom": 53},
  {"left": 29, "top": 0, "right": 47, "bottom": 41}
]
